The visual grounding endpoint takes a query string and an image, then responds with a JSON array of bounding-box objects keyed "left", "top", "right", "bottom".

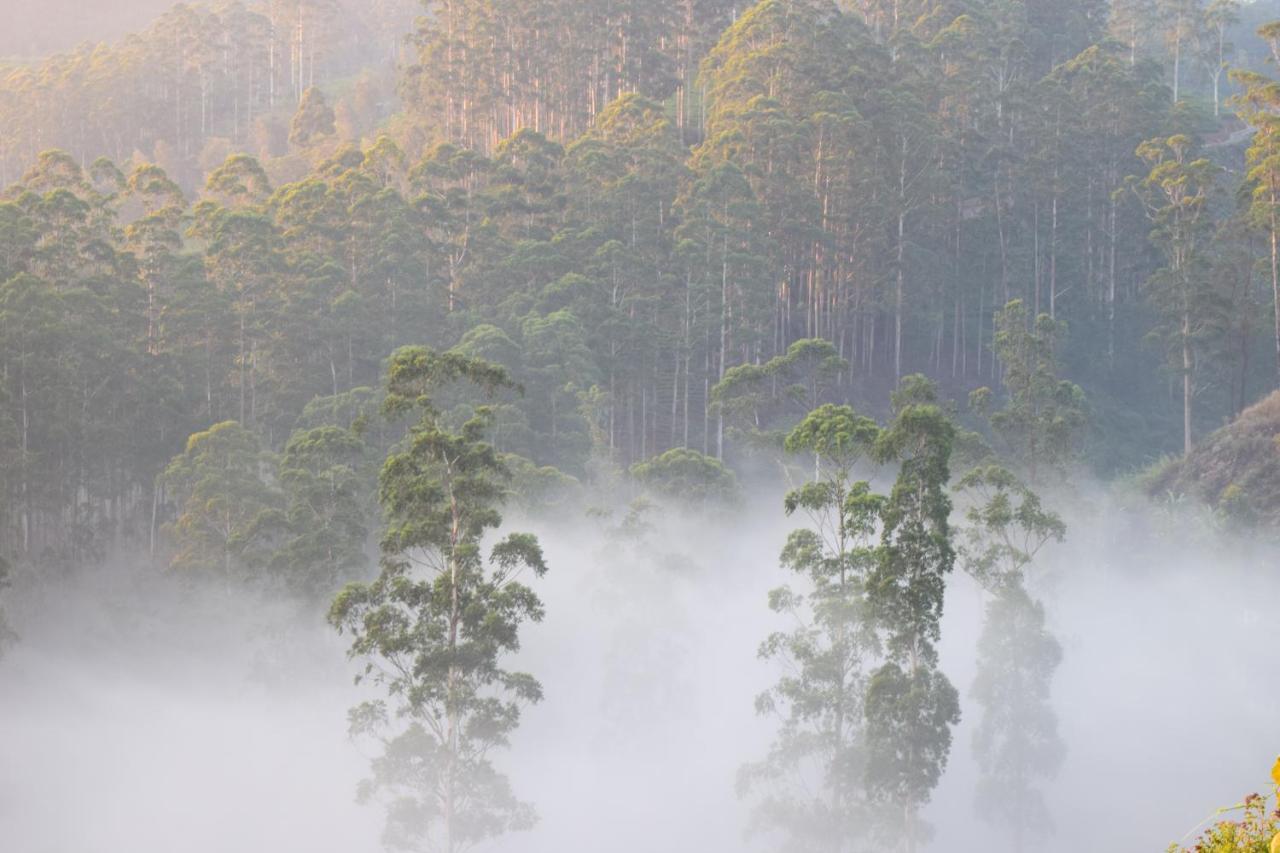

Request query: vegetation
[
  {"left": 1145, "top": 390, "right": 1280, "bottom": 527},
  {"left": 5, "top": 0, "right": 1280, "bottom": 849},
  {"left": 1168, "top": 758, "right": 1280, "bottom": 852},
  {"left": 957, "top": 466, "right": 1067, "bottom": 852},
  {"left": 741, "top": 404, "right": 883, "bottom": 850},
  {"left": 329, "top": 348, "right": 548, "bottom": 851}
]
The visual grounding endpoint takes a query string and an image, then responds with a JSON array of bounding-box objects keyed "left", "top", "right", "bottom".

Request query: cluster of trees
[
  {"left": 0, "top": 0, "right": 417, "bottom": 187},
  {"left": 10, "top": 0, "right": 1280, "bottom": 844},
  {"left": 742, "top": 305, "right": 1080, "bottom": 853},
  {"left": 387, "top": 0, "right": 1280, "bottom": 473},
  {"left": 400, "top": 0, "right": 741, "bottom": 151},
  {"left": 13, "top": 1, "right": 1280, "bottom": 574}
]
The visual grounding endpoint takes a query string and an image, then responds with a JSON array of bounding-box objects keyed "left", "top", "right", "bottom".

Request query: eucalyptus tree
[
  {"left": 865, "top": 377, "right": 960, "bottom": 853},
  {"left": 1232, "top": 43, "right": 1280, "bottom": 387},
  {"left": 970, "top": 300, "right": 1087, "bottom": 485},
  {"left": 290, "top": 86, "right": 337, "bottom": 149},
  {"left": 1200, "top": 0, "right": 1241, "bottom": 116},
  {"left": 629, "top": 447, "right": 739, "bottom": 506},
  {"left": 740, "top": 403, "right": 884, "bottom": 852},
  {"left": 1111, "top": 0, "right": 1161, "bottom": 65},
  {"left": 1160, "top": 0, "right": 1207, "bottom": 102},
  {"left": 675, "top": 160, "right": 774, "bottom": 458},
  {"left": 1130, "top": 134, "right": 1222, "bottom": 454},
  {"left": 710, "top": 338, "right": 848, "bottom": 447},
  {"left": 271, "top": 425, "right": 371, "bottom": 601},
  {"left": 191, "top": 157, "right": 283, "bottom": 428},
  {"left": 159, "top": 421, "right": 281, "bottom": 579},
  {"left": 957, "top": 465, "right": 1066, "bottom": 853},
  {"left": 329, "top": 347, "right": 548, "bottom": 853}
]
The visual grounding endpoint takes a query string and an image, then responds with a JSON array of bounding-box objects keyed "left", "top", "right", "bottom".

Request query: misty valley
[{"left": 2, "top": 1, "right": 1280, "bottom": 852}]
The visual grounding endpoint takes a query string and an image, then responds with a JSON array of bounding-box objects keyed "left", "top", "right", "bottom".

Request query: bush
[{"left": 1168, "top": 759, "right": 1280, "bottom": 853}]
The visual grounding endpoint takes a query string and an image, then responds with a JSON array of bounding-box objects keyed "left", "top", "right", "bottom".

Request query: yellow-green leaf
[{"left": 1272, "top": 756, "right": 1280, "bottom": 787}]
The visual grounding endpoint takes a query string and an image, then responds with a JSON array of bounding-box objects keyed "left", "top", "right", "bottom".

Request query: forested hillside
[
  {"left": 5, "top": 0, "right": 1280, "bottom": 564},
  {"left": 4, "top": 3, "right": 1280, "bottom": 851}
]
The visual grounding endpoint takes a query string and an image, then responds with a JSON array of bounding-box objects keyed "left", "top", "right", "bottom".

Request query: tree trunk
[
  {"left": 1272, "top": 202, "right": 1280, "bottom": 386},
  {"left": 1183, "top": 310, "right": 1193, "bottom": 455}
]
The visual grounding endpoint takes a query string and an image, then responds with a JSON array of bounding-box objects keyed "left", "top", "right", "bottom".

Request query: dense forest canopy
[
  {"left": 6, "top": 0, "right": 1280, "bottom": 564},
  {"left": 4, "top": 1, "right": 1280, "bottom": 851}
]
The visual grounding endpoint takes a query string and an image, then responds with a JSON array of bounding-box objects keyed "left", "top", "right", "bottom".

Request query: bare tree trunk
[
  {"left": 1183, "top": 310, "right": 1193, "bottom": 455},
  {"left": 1272, "top": 203, "right": 1280, "bottom": 386}
]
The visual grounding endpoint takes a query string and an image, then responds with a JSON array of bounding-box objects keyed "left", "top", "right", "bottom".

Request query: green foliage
[
  {"left": 956, "top": 465, "right": 1066, "bottom": 849},
  {"left": 329, "top": 348, "right": 547, "bottom": 853},
  {"left": 970, "top": 584, "right": 1064, "bottom": 845},
  {"left": 160, "top": 421, "right": 281, "bottom": 578},
  {"left": 629, "top": 448, "right": 739, "bottom": 506},
  {"left": 971, "top": 301, "right": 1088, "bottom": 484},
  {"left": 711, "top": 338, "right": 849, "bottom": 444},
  {"left": 502, "top": 454, "right": 582, "bottom": 517},
  {"left": 866, "top": 380, "right": 961, "bottom": 848},
  {"left": 957, "top": 465, "right": 1066, "bottom": 591},
  {"left": 741, "top": 403, "right": 885, "bottom": 851},
  {"left": 290, "top": 87, "right": 337, "bottom": 149},
  {"left": 271, "top": 426, "right": 371, "bottom": 601}
]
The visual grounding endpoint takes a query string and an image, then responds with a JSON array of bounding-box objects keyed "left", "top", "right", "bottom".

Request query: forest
[{"left": 2, "top": 1, "right": 1280, "bottom": 852}]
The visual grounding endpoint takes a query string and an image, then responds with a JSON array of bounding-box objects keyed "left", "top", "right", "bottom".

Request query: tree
[
  {"left": 0, "top": 555, "right": 15, "bottom": 656},
  {"left": 1232, "top": 43, "right": 1280, "bottom": 389},
  {"left": 271, "top": 425, "right": 371, "bottom": 601},
  {"left": 956, "top": 465, "right": 1066, "bottom": 853},
  {"left": 290, "top": 86, "right": 337, "bottom": 148},
  {"left": 865, "top": 377, "right": 960, "bottom": 853},
  {"left": 160, "top": 421, "right": 281, "bottom": 578},
  {"left": 629, "top": 448, "right": 739, "bottom": 506},
  {"left": 329, "top": 347, "right": 548, "bottom": 853},
  {"left": 1160, "top": 0, "right": 1206, "bottom": 103},
  {"left": 710, "top": 338, "right": 849, "bottom": 446},
  {"left": 740, "top": 403, "right": 884, "bottom": 852},
  {"left": 1130, "top": 134, "right": 1222, "bottom": 455},
  {"left": 970, "top": 300, "right": 1087, "bottom": 484},
  {"left": 1200, "top": 1, "right": 1240, "bottom": 117}
]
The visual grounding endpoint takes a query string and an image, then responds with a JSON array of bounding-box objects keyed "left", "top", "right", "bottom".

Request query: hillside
[{"left": 1146, "top": 391, "right": 1280, "bottom": 527}]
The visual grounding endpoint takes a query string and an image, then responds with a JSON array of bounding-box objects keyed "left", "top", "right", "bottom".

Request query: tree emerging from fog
[
  {"left": 740, "top": 404, "right": 883, "bottom": 851},
  {"left": 958, "top": 466, "right": 1067, "bottom": 852},
  {"left": 864, "top": 378, "right": 962, "bottom": 853},
  {"left": 329, "top": 348, "right": 548, "bottom": 853}
]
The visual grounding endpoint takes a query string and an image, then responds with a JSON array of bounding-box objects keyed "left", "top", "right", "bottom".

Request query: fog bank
[{"left": 2, "top": 486, "right": 1278, "bottom": 852}]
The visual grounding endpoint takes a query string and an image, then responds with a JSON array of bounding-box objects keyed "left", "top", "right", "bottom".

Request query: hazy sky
[{"left": 0, "top": 0, "right": 180, "bottom": 58}]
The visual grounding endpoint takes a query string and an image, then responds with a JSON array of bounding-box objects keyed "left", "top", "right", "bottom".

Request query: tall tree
[
  {"left": 1130, "top": 134, "right": 1222, "bottom": 454},
  {"left": 160, "top": 421, "right": 281, "bottom": 578},
  {"left": 1232, "top": 31, "right": 1280, "bottom": 388},
  {"left": 329, "top": 348, "right": 548, "bottom": 853},
  {"left": 271, "top": 424, "right": 371, "bottom": 601},
  {"left": 1200, "top": 0, "right": 1241, "bottom": 116},
  {"left": 740, "top": 403, "right": 884, "bottom": 852},
  {"left": 970, "top": 300, "right": 1088, "bottom": 485},
  {"left": 864, "top": 377, "right": 960, "bottom": 853},
  {"left": 957, "top": 465, "right": 1066, "bottom": 853}
]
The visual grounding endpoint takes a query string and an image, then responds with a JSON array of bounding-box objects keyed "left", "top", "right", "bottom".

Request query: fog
[
  {"left": 0, "top": 0, "right": 179, "bottom": 57},
  {"left": 1, "top": 483, "right": 1277, "bottom": 853}
]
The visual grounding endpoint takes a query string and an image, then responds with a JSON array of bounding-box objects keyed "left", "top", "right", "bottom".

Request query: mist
[{"left": 2, "top": 481, "right": 1276, "bottom": 853}]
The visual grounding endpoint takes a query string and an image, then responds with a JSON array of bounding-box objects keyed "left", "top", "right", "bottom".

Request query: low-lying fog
[{"left": 1, "top": 484, "right": 1276, "bottom": 852}]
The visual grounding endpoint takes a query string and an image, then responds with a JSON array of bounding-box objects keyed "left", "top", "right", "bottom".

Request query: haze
[{"left": 4, "top": 1, "right": 1280, "bottom": 852}]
